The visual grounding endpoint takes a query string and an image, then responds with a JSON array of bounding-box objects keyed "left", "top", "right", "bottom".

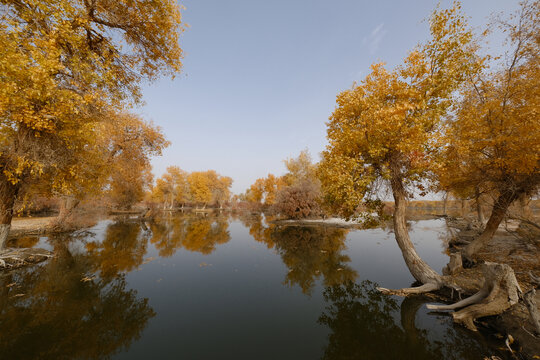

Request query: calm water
[{"left": 1, "top": 213, "right": 508, "bottom": 359}]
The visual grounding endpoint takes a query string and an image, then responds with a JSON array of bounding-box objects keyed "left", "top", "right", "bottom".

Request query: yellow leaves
[
  {"left": 0, "top": 0, "right": 184, "bottom": 203},
  {"left": 153, "top": 168, "right": 232, "bottom": 207},
  {"left": 320, "top": 3, "right": 478, "bottom": 217}
]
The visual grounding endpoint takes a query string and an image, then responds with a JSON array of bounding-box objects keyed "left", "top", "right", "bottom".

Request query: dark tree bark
[{"left": 0, "top": 175, "right": 20, "bottom": 249}]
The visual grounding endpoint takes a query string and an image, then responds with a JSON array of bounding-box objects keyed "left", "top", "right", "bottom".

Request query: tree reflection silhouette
[
  {"left": 0, "top": 234, "right": 155, "bottom": 359},
  {"left": 150, "top": 213, "right": 230, "bottom": 256},
  {"left": 242, "top": 215, "right": 357, "bottom": 295},
  {"left": 86, "top": 221, "right": 149, "bottom": 280},
  {"left": 149, "top": 215, "right": 186, "bottom": 257},
  {"left": 273, "top": 226, "right": 357, "bottom": 295},
  {"left": 319, "top": 280, "right": 507, "bottom": 360}
]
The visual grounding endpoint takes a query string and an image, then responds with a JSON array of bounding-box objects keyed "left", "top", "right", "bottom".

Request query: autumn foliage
[
  {"left": 318, "top": 1, "right": 539, "bottom": 267},
  {"left": 0, "top": 0, "right": 184, "bottom": 246},
  {"left": 274, "top": 180, "right": 322, "bottom": 219},
  {"left": 243, "top": 150, "right": 322, "bottom": 219},
  {"left": 152, "top": 167, "right": 233, "bottom": 209}
]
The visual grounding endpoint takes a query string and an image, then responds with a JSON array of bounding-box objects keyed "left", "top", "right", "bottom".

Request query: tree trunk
[
  {"left": 51, "top": 196, "right": 80, "bottom": 230},
  {"left": 464, "top": 190, "right": 519, "bottom": 260},
  {"left": 519, "top": 193, "right": 532, "bottom": 220},
  {"left": 460, "top": 199, "right": 467, "bottom": 217},
  {"left": 390, "top": 173, "right": 443, "bottom": 286},
  {"left": 0, "top": 176, "right": 20, "bottom": 249},
  {"left": 443, "top": 193, "right": 448, "bottom": 216},
  {"left": 475, "top": 187, "right": 485, "bottom": 224}
]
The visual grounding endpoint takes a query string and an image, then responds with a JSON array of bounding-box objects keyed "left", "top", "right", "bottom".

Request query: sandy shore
[{"left": 10, "top": 217, "right": 55, "bottom": 236}]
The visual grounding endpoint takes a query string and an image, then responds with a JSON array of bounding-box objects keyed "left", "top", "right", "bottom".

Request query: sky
[{"left": 138, "top": 0, "right": 522, "bottom": 195}]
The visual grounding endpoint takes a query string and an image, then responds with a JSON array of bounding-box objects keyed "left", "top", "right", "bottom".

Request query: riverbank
[
  {"left": 9, "top": 217, "right": 55, "bottom": 238},
  {"left": 446, "top": 216, "right": 540, "bottom": 358},
  {"left": 272, "top": 217, "right": 362, "bottom": 228}
]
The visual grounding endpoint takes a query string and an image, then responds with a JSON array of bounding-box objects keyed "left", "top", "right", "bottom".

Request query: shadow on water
[{"left": 0, "top": 232, "right": 155, "bottom": 360}]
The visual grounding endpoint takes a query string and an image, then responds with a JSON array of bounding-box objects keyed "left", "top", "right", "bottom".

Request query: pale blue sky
[{"left": 139, "top": 0, "right": 520, "bottom": 194}]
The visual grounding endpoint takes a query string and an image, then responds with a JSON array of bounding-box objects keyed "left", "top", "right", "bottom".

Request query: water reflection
[
  {"left": 0, "top": 234, "right": 155, "bottom": 360},
  {"left": 149, "top": 213, "right": 230, "bottom": 256},
  {"left": 319, "top": 280, "right": 507, "bottom": 360},
  {"left": 242, "top": 215, "right": 357, "bottom": 294},
  {"left": 86, "top": 222, "right": 149, "bottom": 280},
  {"left": 0, "top": 214, "right": 508, "bottom": 359}
]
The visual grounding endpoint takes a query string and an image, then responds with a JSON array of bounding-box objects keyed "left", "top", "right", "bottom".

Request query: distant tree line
[{"left": 151, "top": 167, "right": 233, "bottom": 210}]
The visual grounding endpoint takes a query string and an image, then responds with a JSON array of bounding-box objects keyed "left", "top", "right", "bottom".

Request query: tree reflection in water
[
  {"left": 86, "top": 221, "right": 149, "bottom": 280},
  {"left": 242, "top": 214, "right": 357, "bottom": 295},
  {"left": 0, "top": 233, "right": 155, "bottom": 360},
  {"left": 319, "top": 280, "right": 508, "bottom": 360},
  {"left": 149, "top": 213, "right": 230, "bottom": 256}
]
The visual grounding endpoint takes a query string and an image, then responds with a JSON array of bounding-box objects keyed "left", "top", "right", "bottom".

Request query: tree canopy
[{"left": 0, "top": 0, "right": 184, "bottom": 246}]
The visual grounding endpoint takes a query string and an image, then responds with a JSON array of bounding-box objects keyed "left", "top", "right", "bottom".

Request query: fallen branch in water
[{"left": 0, "top": 248, "right": 54, "bottom": 270}]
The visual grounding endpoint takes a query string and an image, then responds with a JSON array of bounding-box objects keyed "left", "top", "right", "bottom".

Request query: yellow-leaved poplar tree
[
  {"left": 0, "top": 0, "right": 184, "bottom": 247},
  {"left": 438, "top": 0, "right": 540, "bottom": 259},
  {"left": 319, "top": 3, "right": 478, "bottom": 289},
  {"left": 187, "top": 172, "right": 213, "bottom": 209}
]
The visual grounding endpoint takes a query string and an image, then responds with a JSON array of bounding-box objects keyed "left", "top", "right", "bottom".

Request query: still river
[{"left": 1, "top": 213, "right": 509, "bottom": 359}]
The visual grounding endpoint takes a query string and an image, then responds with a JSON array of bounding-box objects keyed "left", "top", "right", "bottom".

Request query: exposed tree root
[
  {"left": 426, "top": 289, "right": 488, "bottom": 311},
  {"left": 0, "top": 248, "right": 53, "bottom": 270},
  {"left": 377, "top": 282, "right": 440, "bottom": 296},
  {"left": 379, "top": 262, "right": 526, "bottom": 332},
  {"left": 431, "top": 263, "right": 521, "bottom": 331}
]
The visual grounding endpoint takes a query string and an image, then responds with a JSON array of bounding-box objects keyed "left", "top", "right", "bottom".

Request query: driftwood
[
  {"left": 378, "top": 282, "right": 441, "bottom": 297},
  {"left": 0, "top": 248, "right": 53, "bottom": 270}
]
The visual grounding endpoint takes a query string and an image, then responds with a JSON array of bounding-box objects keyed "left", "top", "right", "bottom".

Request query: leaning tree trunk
[
  {"left": 378, "top": 173, "right": 533, "bottom": 332},
  {"left": 390, "top": 173, "right": 443, "bottom": 287},
  {"left": 463, "top": 190, "right": 519, "bottom": 260},
  {"left": 0, "top": 176, "right": 20, "bottom": 249}
]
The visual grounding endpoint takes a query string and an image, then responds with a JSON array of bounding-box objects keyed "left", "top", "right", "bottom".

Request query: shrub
[{"left": 274, "top": 180, "right": 322, "bottom": 219}]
